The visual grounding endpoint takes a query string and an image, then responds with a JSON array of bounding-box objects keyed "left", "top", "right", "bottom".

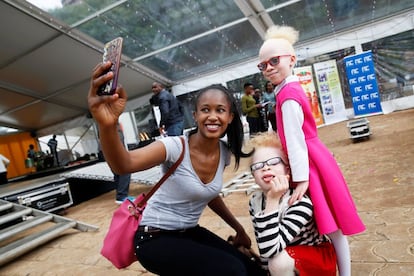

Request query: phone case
[{"left": 98, "top": 37, "right": 123, "bottom": 96}]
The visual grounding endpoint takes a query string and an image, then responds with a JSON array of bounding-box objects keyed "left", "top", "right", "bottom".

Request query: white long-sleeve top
[{"left": 275, "top": 75, "right": 309, "bottom": 182}]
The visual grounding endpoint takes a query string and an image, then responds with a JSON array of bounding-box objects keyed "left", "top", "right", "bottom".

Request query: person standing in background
[
  {"left": 241, "top": 82, "right": 261, "bottom": 135},
  {"left": 96, "top": 122, "right": 132, "bottom": 204},
  {"left": 114, "top": 122, "right": 132, "bottom": 204},
  {"left": 151, "top": 82, "right": 184, "bottom": 136},
  {"left": 262, "top": 81, "right": 277, "bottom": 132},
  {"left": 27, "top": 144, "right": 36, "bottom": 161},
  {"left": 254, "top": 88, "right": 268, "bottom": 132},
  {"left": 0, "top": 153, "right": 10, "bottom": 185},
  {"left": 47, "top": 134, "right": 59, "bottom": 166},
  {"left": 26, "top": 144, "right": 38, "bottom": 170}
]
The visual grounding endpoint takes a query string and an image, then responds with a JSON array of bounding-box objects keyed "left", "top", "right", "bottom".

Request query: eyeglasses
[
  {"left": 257, "top": 55, "right": 291, "bottom": 71},
  {"left": 250, "top": 157, "right": 285, "bottom": 172}
]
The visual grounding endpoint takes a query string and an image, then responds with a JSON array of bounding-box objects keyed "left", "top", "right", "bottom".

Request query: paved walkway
[{"left": 0, "top": 109, "right": 413, "bottom": 275}]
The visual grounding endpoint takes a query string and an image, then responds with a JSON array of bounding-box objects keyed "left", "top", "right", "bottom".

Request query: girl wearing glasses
[
  {"left": 257, "top": 25, "right": 365, "bottom": 276},
  {"left": 248, "top": 132, "right": 336, "bottom": 276}
]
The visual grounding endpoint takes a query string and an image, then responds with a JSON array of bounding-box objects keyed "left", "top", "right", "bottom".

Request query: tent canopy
[{"left": 1, "top": 0, "right": 413, "bottom": 136}]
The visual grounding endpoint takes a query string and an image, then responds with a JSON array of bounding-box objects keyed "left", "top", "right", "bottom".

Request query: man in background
[
  {"left": 241, "top": 82, "right": 261, "bottom": 135},
  {"left": 0, "top": 153, "right": 10, "bottom": 185},
  {"left": 151, "top": 82, "right": 184, "bottom": 136},
  {"left": 96, "top": 123, "right": 132, "bottom": 204},
  {"left": 114, "top": 123, "right": 132, "bottom": 204},
  {"left": 47, "top": 134, "right": 59, "bottom": 166},
  {"left": 262, "top": 81, "right": 277, "bottom": 132}
]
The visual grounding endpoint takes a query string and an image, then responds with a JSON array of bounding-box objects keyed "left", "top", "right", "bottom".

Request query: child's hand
[
  {"left": 264, "top": 175, "right": 289, "bottom": 213},
  {"left": 267, "top": 175, "right": 289, "bottom": 200},
  {"left": 288, "top": 181, "right": 309, "bottom": 205}
]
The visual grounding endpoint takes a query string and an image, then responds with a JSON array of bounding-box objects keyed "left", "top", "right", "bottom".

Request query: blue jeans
[
  {"left": 246, "top": 116, "right": 260, "bottom": 135},
  {"left": 166, "top": 121, "right": 184, "bottom": 136},
  {"left": 114, "top": 173, "right": 131, "bottom": 200}
]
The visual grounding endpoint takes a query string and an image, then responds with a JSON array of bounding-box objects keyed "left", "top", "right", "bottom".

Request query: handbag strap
[{"left": 136, "top": 136, "right": 185, "bottom": 207}]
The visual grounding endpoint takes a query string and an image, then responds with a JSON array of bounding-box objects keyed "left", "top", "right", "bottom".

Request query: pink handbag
[{"left": 100, "top": 137, "right": 185, "bottom": 269}]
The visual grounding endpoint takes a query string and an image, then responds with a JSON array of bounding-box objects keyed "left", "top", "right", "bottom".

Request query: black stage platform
[{"left": 0, "top": 161, "right": 162, "bottom": 213}]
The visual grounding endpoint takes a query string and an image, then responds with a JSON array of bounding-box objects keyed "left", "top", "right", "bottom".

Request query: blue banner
[{"left": 344, "top": 51, "right": 382, "bottom": 116}]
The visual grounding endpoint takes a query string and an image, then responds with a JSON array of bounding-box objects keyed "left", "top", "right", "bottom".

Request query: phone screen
[{"left": 97, "top": 37, "right": 123, "bottom": 96}]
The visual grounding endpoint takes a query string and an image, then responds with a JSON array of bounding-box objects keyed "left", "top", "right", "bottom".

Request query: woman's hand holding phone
[{"left": 88, "top": 61, "right": 127, "bottom": 128}]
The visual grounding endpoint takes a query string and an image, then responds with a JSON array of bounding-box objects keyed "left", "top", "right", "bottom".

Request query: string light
[
  {"left": 322, "top": 0, "right": 336, "bottom": 35},
  {"left": 274, "top": 8, "right": 286, "bottom": 26},
  {"left": 372, "top": 0, "right": 376, "bottom": 21},
  {"left": 55, "top": 0, "right": 254, "bottom": 80}
]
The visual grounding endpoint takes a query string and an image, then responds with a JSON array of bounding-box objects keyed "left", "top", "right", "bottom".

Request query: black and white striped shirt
[{"left": 249, "top": 189, "right": 328, "bottom": 267}]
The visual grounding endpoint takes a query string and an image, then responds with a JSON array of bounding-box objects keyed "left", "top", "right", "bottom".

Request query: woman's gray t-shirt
[{"left": 139, "top": 135, "right": 231, "bottom": 230}]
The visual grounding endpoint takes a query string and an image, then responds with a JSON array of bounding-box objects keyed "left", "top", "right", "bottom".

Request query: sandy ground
[{"left": 0, "top": 108, "right": 413, "bottom": 275}]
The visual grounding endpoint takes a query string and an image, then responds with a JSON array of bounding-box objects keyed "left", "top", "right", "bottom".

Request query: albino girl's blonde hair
[
  {"left": 248, "top": 132, "right": 289, "bottom": 164},
  {"left": 264, "top": 25, "right": 299, "bottom": 45},
  {"left": 248, "top": 132, "right": 281, "bottom": 148}
]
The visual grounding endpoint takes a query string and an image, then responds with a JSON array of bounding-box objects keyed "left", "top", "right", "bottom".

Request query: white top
[
  {"left": 275, "top": 75, "right": 309, "bottom": 182},
  {"left": 140, "top": 135, "right": 231, "bottom": 230},
  {"left": 0, "top": 154, "right": 10, "bottom": 173}
]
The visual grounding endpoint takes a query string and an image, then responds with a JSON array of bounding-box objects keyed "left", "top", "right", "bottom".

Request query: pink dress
[{"left": 276, "top": 81, "right": 365, "bottom": 235}]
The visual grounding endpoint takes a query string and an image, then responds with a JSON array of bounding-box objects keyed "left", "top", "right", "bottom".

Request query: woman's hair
[
  {"left": 265, "top": 25, "right": 299, "bottom": 45},
  {"left": 189, "top": 84, "right": 252, "bottom": 169}
]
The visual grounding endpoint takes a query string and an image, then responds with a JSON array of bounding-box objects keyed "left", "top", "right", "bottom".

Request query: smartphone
[{"left": 98, "top": 37, "right": 123, "bottom": 96}]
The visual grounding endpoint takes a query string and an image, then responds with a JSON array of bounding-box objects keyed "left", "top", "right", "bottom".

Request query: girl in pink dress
[{"left": 257, "top": 25, "right": 365, "bottom": 276}]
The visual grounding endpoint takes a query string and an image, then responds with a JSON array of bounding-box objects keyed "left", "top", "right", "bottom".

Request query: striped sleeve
[{"left": 249, "top": 191, "right": 317, "bottom": 259}]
